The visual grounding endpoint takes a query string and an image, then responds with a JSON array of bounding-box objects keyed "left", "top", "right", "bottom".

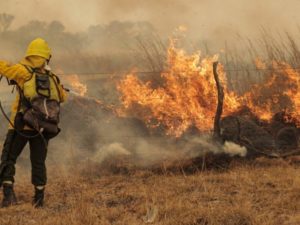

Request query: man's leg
[
  {"left": 29, "top": 135, "right": 48, "bottom": 207},
  {"left": 1, "top": 130, "right": 28, "bottom": 207},
  {"left": 1, "top": 130, "right": 16, "bottom": 164}
]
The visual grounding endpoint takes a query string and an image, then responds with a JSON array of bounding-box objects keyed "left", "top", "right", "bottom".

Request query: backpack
[{"left": 17, "top": 66, "right": 62, "bottom": 138}]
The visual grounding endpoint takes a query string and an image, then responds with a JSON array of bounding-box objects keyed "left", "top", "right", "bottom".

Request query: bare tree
[{"left": 0, "top": 13, "right": 14, "bottom": 32}]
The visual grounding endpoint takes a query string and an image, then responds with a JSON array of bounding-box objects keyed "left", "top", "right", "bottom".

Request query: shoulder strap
[
  {"left": 23, "top": 65, "right": 33, "bottom": 72},
  {"left": 50, "top": 73, "right": 61, "bottom": 84},
  {"left": 49, "top": 72, "right": 62, "bottom": 103},
  {"left": 16, "top": 64, "right": 34, "bottom": 111},
  {"left": 22, "top": 65, "right": 35, "bottom": 81},
  {"left": 16, "top": 84, "right": 31, "bottom": 111}
]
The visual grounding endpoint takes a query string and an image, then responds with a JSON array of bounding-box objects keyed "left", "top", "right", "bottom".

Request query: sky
[{"left": 1, "top": 0, "right": 300, "bottom": 40}]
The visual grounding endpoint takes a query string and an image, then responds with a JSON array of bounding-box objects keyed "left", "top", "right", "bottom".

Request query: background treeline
[
  {"left": 0, "top": 13, "right": 161, "bottom": 73},
  {"left": 2, "top": 13, "right": 300, "bottom": 95}
]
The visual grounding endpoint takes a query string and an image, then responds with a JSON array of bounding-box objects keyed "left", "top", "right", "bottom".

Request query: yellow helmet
[{"left": 25, "top": 38, "right": 51, "bottom": 60}]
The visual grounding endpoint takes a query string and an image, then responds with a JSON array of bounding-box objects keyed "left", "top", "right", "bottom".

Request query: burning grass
[
  {"left": 117, "top": 40, "right": 240, "bottom": 137},
  {"left": 117, "top": 39, "right": 300, "bottom": 140}
]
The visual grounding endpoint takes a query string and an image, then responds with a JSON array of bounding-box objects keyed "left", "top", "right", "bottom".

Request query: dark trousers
[{"left": 1, "top": 130, "right": 48, "bottom": 186}]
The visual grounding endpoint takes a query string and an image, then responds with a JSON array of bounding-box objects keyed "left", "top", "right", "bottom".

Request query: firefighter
[{"left": 0, "top": 38, "right": 67, "bottom": 208}]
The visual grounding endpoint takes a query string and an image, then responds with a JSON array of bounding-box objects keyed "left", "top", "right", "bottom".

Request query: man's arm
[{"left": 0, "top": 61, "right": 31, "bottom": 85}]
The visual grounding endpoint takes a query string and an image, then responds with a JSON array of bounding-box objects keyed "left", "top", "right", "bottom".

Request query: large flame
[
  {"left": 117, "top": 40, "right": 300, "bottom": 136},
  {"left": 117, "top": 40, "right": 240, "bottom": 137}
]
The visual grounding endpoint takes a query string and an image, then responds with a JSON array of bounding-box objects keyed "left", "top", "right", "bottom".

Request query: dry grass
[{"left": 0, "top": 158, "right": 299, "bottom": 225}]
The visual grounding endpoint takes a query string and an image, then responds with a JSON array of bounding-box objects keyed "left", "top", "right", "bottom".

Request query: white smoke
[
  {"left": 223, "top": 141, "right": 247, "bottom": 157},
  {"left": 92, "top": 143, "right": 131, "bottom": 163},
  {"left": 183, "top": 136, "right": 248, "bottom": 158},
  {"left": 89, "top": 135, "right": 247, "bottom": 166}
]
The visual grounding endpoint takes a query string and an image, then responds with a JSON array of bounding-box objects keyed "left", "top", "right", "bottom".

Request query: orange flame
[
  {"left": 63, "top": 74, "right": 87, "bottom": 97},
  {"left": 116, "top": 34, "right": 300, "bottom": 137},
  {"left": 241, "top": 61, "right": 300, "bottom": 124},
  {"left": 117, "top": 40, "right": 240, "bottom": 137}
]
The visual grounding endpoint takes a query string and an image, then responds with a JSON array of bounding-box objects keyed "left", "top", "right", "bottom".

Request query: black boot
[
  {"left": 33, "top": 187, "right": 44, "bottom": 208},
  {"left": 2, "top": 183, "right": 17, "bottom": 207}
]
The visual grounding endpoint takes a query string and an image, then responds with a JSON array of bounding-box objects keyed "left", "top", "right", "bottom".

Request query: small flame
[
  {"left": 63, "top": 74, "right": 87, "bottom": 97},
  {"left": 177, "top": 25, "right": 187, "bottom": 32},
  {"left": 255, "top": 58, "right": 266, "bottom": 70}
]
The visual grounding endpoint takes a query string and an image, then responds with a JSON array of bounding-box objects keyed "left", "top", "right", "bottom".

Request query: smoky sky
[{"left": 1, "top": 0, "right": 300, "bottom": 39}]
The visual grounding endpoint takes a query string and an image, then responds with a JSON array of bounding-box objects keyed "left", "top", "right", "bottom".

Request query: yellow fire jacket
[{"left": 0, "top": 56, "right": 67, "bottom": 130}]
